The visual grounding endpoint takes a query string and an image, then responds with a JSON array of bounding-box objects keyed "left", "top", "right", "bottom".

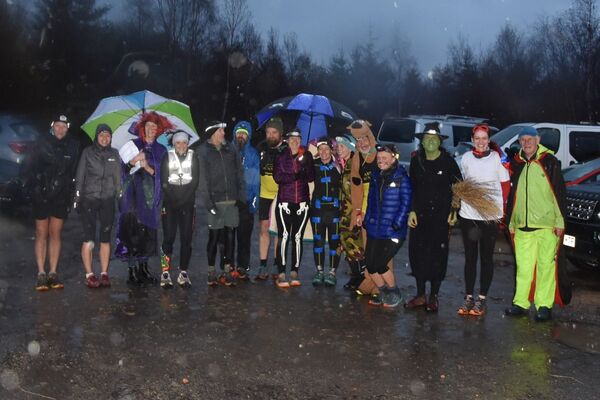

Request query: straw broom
[{"left": 452, "top": 179, "right": 501, "bottom": 222}]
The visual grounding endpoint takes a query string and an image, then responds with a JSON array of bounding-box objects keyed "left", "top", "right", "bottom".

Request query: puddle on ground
[{"left": 553, "top": 322, "right": 600, "bottom": 354}]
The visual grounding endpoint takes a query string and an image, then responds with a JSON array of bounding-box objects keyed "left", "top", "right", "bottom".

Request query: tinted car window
[
  {"left": 451, "top": 125, "right": 473, "bottom": 146},
  {"left": 10, "top": 122, "right": 39, "bottom": 140},
  {"left": 538, "top": 128, "right": 560, "bottom": 153},
  {"left": 378, "top": 119, "right": 416, "bottom": 143},
  {"left": 491, "top": 124, "right": 526, "bottom": 148},
  {"left": 570, "top": 131, "right": 600, "bottom": 162}
]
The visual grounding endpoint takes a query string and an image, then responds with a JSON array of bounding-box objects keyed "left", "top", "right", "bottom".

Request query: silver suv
[{"left": 376, "top": 115, "right": 498, "bottom": 167}]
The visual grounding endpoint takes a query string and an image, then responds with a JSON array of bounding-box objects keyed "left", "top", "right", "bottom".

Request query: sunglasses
[{"left": 472, "top": 124, "right": 490, "bottom": 135}]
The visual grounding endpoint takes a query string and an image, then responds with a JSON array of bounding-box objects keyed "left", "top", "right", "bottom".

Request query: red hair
[{"left": 135, "top": 112, "right": 175, "bottom": 141}]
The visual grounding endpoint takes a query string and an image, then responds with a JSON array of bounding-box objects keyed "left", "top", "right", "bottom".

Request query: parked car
[
  {"left": 564, "top": 181, "right": 600, "bottom": 270},
  {"left": 562, "top": 158, "right": 600, "bottom": 186},
  {"left": 0, "top": 114, "right": 42, "bottom": 207},
  {"left": 491, "top": 122, "right": 600, "bottom": 167},
  {"left": 376, "top": 115, "right": 498, "bottom": 167}
]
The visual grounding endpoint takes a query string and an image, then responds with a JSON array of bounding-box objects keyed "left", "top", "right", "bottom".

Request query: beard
[
  {"left": 236, "top": 136, "right": 248, "bottom": 148},
  {"left": 266, "top": 136, "right": 280, "bottom": 148}
]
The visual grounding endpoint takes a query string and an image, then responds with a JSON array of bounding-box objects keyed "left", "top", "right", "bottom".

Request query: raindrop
[
  {"left": 118, "top": 359, "right": 124, "bottom": 367},
  {"left": 27, "top": 341, "right": 41, "bottom": 357},
  {"left": 393, "top": 1, "right": 398, "bottom": 7},
  {"left": 409, "top": 380, "right": 425, "bottom": 395},
  {"left": 0, "top": 369, "right": 19, "bottom": 391},
  {"left": 110, "top": 332, "right": 124, "bottom": 346},
  {"left": 299, "top": 344, "right": 303, "bottom": 348},
  {"left": 207, "top": 363, "right": 220, "bottom": 378}
]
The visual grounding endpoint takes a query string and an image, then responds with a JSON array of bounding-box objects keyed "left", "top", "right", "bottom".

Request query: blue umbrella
[{"left": 256, "top": 93, "right": 357, "bottom": 145}]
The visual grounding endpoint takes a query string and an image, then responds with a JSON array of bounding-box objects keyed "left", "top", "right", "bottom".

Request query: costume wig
[{"left": 135, "top": 112, "right": 175, "bottom": 142}]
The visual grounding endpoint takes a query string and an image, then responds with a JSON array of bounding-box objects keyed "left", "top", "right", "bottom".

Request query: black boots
[
  {"left": 343, "top": 260, "right": 365, "bottom": 291},
  {"left": 127, "top": 262, "right": 158, "bottom": 286}
]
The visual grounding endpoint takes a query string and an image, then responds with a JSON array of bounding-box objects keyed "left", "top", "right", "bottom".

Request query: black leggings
[
  {"left": 235, "top": 205, "right": 255, "bottom": 269},
  {"left": 460, "top": 217, "right": 499, "bottom": 296},
  {"left": 275, "top": 201, "right": 310, "bottom": 273},
  {"left": 207, "top": 227, "right": 234, "bottom": 269},
  {"left": 365, "top": 237, "right": 403, "bottom": 275},
  {"left": 161, "top": 203, "right": 195, "bottom": 270},
  {"left": 311, "top": 208, "right": 340, "bottom": 272}
]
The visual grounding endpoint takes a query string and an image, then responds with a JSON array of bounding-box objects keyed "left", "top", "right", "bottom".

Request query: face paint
[{"left": 422, "top": 134, "right": 441, "bottom": 155}]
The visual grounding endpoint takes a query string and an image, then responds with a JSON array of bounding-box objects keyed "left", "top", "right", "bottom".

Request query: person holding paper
[{"left": 114, "top": 111, "right": 173, "bottom": 286}]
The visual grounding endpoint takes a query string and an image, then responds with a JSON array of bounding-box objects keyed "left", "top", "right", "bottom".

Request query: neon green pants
[{"left": 513, "top": 228, "right": 559, "bottom": 310}]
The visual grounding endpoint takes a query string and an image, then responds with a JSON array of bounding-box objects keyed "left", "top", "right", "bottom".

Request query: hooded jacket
[
  {"left": 75, "top": 132, "right": 121, "bottom": 201},
  {"left": 197, "top": 139, "right": 246, "bottom": 210},
  {"left": 232, "top": 121, "right": 260, "bottom": 213},
  {"left": 507, "top": 144, "right": 565, "bottom": 231},
  {"left": 506, "top": 143, "right": 571, "bottom": 306},
  {"left": 273, "top": 146, "right": 315, "bottom": 203},
  {"left": 364, "top": 162, "right": 412, "bottom": 240},
  {"left": 27, "top": 130, "right": 80, "bottom": 205}
]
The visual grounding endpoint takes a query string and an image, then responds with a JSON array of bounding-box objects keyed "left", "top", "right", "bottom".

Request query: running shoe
[
  {"left": 426, "top": 294, "right": 439, "bottom": 313},
  {"left": 404, "top": 295, "right": 427, "bottom": 309},
  {"left": 160, "top": 271, "right": 173, "bottom": 288},
  {"left": 255, "top": 265, "right": 269, "bottom": 280},
  {"left": 177, "top": 271, "right": 191, "bottom": 288},
  {"left": 85, "top": 274, "right": 100, "bottom": 288},
  {"left": 368, "top": 294, "right": 383, "bottom": 306},
  {"left": 289, "top": 271, "right": 301, "bottom": 287},
  {"left": 534, "top": 306, "right": 552, "bottom": 322},
  {"left": 312, "top": 271, "right": 324, "bottom": 286},
  {"left": 275, "top": 273, "right": 290, "bottom": 288},
  {"left": 457, "top": 296, "right": 475, "bottom": 316},
  {"left": 35, "top": 272, "right": 49, "bottom": 292},
  {"left": 47, "top": 272, "right": 64, "bottom": 290},
  {"left": 383, "top": 289, "right": 403, "bottom": 308},
  {"left": 99, "top": 273, "right": 111, "bottom": 288},
  {"left": 323, "top": 273, "right": 337, "bottom": 287},
  {"left": 504, "top": 304, "right": 527, "bottom": 317},
  {"left": 469, "top": 297, "right": 486, "bottom": 316},
  {"left": 236, "top": 267, "right": 250, "bottom": 281},
  {"left": 207, "top": 271, "right": 218, "bottom": 287},
  {"left": 218, "top": 273, "right": 236, "bottom": 287}
]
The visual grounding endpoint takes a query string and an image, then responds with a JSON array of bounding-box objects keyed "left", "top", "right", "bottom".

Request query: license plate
[{"left": 563, "top": 234, "right": 576, "bottom": 248}]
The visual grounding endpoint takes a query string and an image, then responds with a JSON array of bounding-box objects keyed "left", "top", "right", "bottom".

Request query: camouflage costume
[{"left": 338, "top": 153, "right": 365, "bottom": 262}]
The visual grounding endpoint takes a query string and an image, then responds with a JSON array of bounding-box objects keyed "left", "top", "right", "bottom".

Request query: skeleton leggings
[{"left": 275, "top": 201, "right": 310, "bottom": 274}]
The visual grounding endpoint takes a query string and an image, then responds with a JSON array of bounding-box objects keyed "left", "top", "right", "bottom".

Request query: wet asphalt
[{"left": 1, "top": 209, "right": 599, "bottom": 400}]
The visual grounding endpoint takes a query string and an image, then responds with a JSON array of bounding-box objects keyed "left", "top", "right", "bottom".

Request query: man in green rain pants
[{"left": 504, "top": 126, "right": 571, "bottom": 322}]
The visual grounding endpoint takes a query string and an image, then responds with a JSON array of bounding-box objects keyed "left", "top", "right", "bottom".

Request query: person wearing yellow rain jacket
[{"left": 504, "top": 126, "right": 571, "bottom": 322}]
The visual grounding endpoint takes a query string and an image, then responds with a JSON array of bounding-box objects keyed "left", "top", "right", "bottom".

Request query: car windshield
[
  {"left": 562, "top": 158, "right": 600, "bottom": 182},
  {"left": 491, "top": 124, "right": 528, "bottom": 147},
  {"left": 378, "top": 119, "right": 416, "bottom": 143}
]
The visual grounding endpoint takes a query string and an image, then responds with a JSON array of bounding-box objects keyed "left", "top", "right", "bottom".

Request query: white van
[
  {"left": 491, "top": 123, "right": 600, "bottom": 166},
  {"left": 377, "top": 115, "right": 498, "bottom": 166}
]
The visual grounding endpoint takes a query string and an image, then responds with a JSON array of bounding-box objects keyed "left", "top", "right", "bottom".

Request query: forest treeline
[{"left": 2, "top": 0, "right": 600, "bottom": 133}]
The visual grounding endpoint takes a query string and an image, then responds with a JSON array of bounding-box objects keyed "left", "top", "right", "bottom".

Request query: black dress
[{"left": 408, "top": 151, "right": 462, "bottom": 282}]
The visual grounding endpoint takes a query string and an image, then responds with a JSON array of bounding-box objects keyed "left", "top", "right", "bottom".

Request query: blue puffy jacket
[
  {"left": 364, "top": 162, "right": 412, "bottom": 240},
  {"left": 232, "top": 121, "right": 260, "bottom": 213}
]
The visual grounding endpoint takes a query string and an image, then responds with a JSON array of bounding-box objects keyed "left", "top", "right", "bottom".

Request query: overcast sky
[
  {"left": 102, "top": 0, "right": 574, "bottom": 72},
  {"left": 246, "top": 0, "right": 571, "bottom": 72}
]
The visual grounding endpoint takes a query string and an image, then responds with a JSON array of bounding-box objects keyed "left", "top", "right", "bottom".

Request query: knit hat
[
  {"left": 518, "top": 126, "right": 539, "bottom": 138},
  {"left": 95, "top": 123, "right": 112, "bottom": 136},
  {"left": 205, "top": 121, "right": 226, "bottom": 136},
  {"left": 51, "top": 114, "right": 70, "bottom": 128},
  {"left": 172, "top": 130, "right": 191, "bottom": 143},
  {"left": 265, "top": 117, "right": 283, "bottom": 135},
  {"left": 335, "top": 134, "right": 356, "bottom": 151}
]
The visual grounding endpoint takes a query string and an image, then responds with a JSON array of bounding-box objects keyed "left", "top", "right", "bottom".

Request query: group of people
[{"left": 27, "top": 112, "right": 570, "bottom": 320}]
